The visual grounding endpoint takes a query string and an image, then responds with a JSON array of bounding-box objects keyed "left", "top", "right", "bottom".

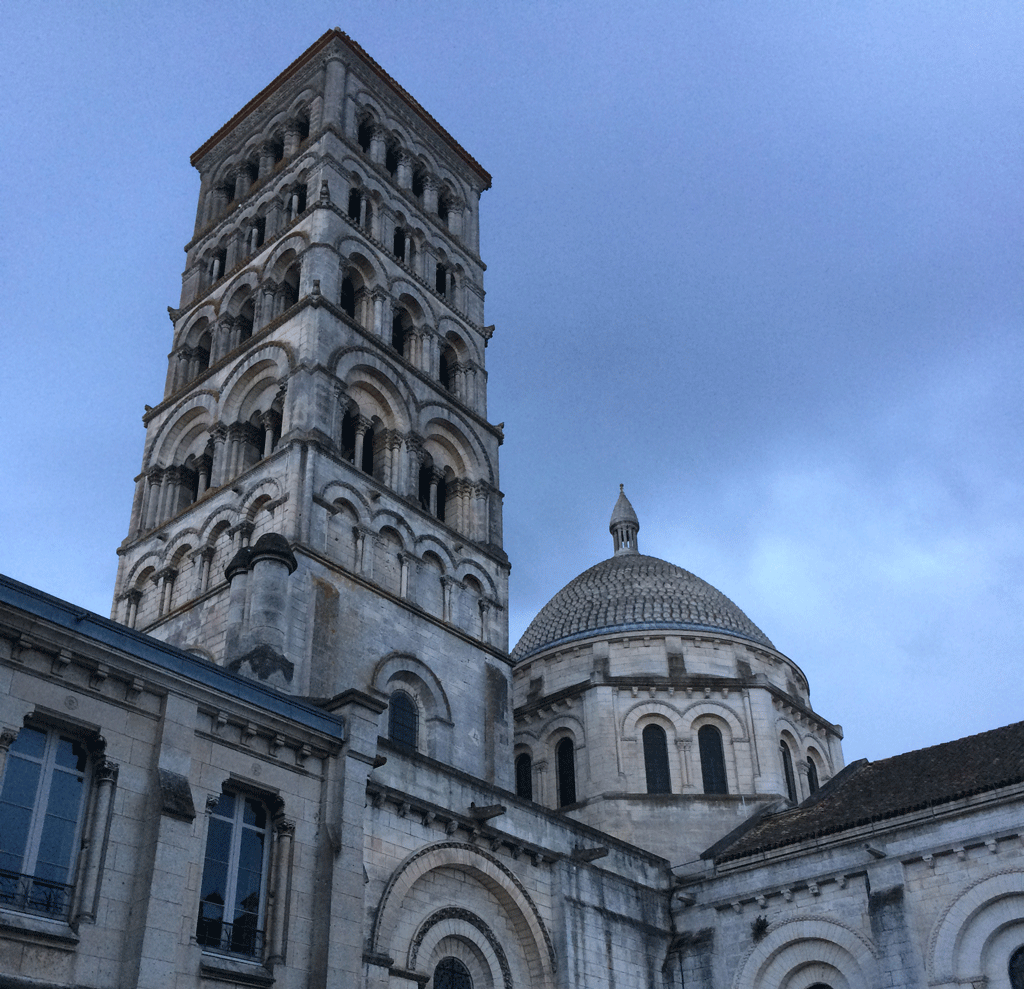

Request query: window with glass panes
[
  {"left": 0, "top": 726, "right": 89, "bottom": 919},
  {"left": 433, "top": 957, "right": 472, "bottom": 989},
  {"left": 196, "top": 791, "right": 271, "bottom": 958}
]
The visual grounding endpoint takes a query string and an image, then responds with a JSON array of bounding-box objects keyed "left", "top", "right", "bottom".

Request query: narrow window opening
[
  {"left": 436, "top": 474, "right": 447, "bottom": 523},
  {"left": 412, "top": 169, "right": 425, "bottom": 200},
  {"left": 418, "top": 465, "right": 432, "bottom": 512},
  {"left": 515, "top": 753, "right": 533, "bottom": 801},
  {"left": 807, "top": 759, "right": 819, "bottom": 794},
  {"left": 393, "top": 227, "right": 406, "bottom": 261},
  {"left": 388, "top": 691, "right": 417, "bottom": 753},
  {"left": 348, "top": 188, "right": 363, "bottom": 223},
  {"left": 296, "top": 116, "right": 310, "bottom": 142},
  {"left": 435, "top": 263, "right": 447, "bottom": 296},
  {"left": 391, "top": 312, "right": 407, "bottom": 356},
  {"left": 340, "top": 411, "right": 356, "bottom": 464},
  {"left": 357, "top": 119, "right": 373, "bottom": 153},
  {"left": 698, "top": 724, "right": 728, "bottom": 795},
  {"left": 385, "top": 146, "right": 399, "bottom": 176},
  {"left": 270, "top": 139, "right": 284, "bottom": 165},
  {"left": 340, "top": 277, "right": 355, "bottom": 319},
  {"left": 780, "top": 740, "right": 797, "bottom": 803},
  {"left": 642, "top": 724, "right": 671, "bottom": 794},
  {"left": 556, "top": 737, "right": 577, "bottom": 807},
  {"left": 236, "top": 302, "right": 254, "bottom": 344},
  {"left": 361, "top": 426, "right": 375, "bottom": 475},
  {"left": 439, "top": 350, "right": 452, "bottom": 391}
]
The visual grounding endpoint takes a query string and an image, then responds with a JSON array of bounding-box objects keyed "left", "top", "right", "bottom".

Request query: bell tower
[{"left": 112, "top": 30, "right": 510, "bottom": 780}]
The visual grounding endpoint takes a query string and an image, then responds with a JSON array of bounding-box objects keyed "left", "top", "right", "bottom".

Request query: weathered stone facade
[{"left": 2, "top": 28, "right": 1024, "bottom": 989}]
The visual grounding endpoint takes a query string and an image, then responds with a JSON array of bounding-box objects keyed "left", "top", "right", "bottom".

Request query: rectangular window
[
  {"left": 0, "top": 726, "right": 89, "bottom": 920},
  {"left": 197, "top": 791, "right": 271, "bottom": 959}
]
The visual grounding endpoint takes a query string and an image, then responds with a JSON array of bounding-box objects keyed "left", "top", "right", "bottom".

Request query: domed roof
[{"left": 511, "top": 553, "right": 775, "bottom": 662}]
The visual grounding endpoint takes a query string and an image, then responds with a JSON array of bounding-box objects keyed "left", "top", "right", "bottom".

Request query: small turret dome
[{"left": 609, "top": 484, "right": 640, "bottom": 556}]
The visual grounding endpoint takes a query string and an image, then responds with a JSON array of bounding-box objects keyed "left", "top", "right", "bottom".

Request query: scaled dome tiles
[{"left": 511, "top": 553, "right": 775, "bottom": 662}]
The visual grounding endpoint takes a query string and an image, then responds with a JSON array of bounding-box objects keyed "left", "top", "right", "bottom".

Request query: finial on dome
[{"left": 609, "top": 484, "right": 640, "bottom": 556}]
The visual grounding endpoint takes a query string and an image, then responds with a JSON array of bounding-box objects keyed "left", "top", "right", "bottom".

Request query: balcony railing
[
  {"left": 0, "top": 869, "right": 73, "bottom": 920},
  {"left": 196, "top": 915, "right": 266, "bottom": 959}
]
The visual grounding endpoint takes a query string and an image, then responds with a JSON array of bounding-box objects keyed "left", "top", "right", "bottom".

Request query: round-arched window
[
  {"left": 1010, "top": 945, "right": 1024, "bottom": 989},
  {"left": 433, "top": 956, "right": 472, "bottom": 989}
]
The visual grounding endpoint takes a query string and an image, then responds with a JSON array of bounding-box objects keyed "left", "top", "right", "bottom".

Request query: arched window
[
  {"left": 391, "top": 310, "right": 408, "bottom": 357},
  {"left": 780, "top": 740, "right": 797, "bottom": 803},
  {"left": 515, "top": 753, "right": 533, "bottom": 800},
  {"left": 348, "top": 187, "right": 363, "bottom": 223},
  {"left": 388, "top": 691, "right": 417, "bottom": 753},
  {"left": 642, "top": 724, "right": 671, "bottom": 794},
  {"left": 385, "top": 145, "right": 399, "bottom": 176},
  {"left": 556, "top": 737, "right": 577, "bottom": 807},
  {"left": 1010, "top": 945, "right": 1024, "bottom": 989},
  {"left": 361, "top": 425, "right": 375, "bottom": 476},
  {"left": 439, "top": 349, "right": 453, "bottom": 391},
  {"left": 433, "top": 957, "right": 472, "bottom": 989},
  {"left": 807, "top": 757, "right": 819, "bottom": 794},
  {"left": 698, "top": 724, "right": 728, "bottom": 794}
]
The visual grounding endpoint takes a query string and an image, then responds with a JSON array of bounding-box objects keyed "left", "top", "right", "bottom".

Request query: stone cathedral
[{"left": 2, "top": 29, "right": 1023, "bottom": 989}]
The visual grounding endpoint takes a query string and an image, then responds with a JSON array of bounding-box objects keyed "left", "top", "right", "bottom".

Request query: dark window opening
[
  {"left": 385, "top": 146, "right": 399, "bottom": 176},
  {"left": 698, "top": 724, "right": 728, "bottom": 795},
  {"left": 388, "top": 691, "right": 417, "bottom": 753},
  {"left": 296, "top": 116, "right": 310, "bottom": 142},
  {"left": 270, "top": 140, "right": 284, "bottom": 165},
  {"left": 245, "top": 161, "right": 259, "bottom": 186},
  {"left": 435, "top": 263, "right": 447, "bottom": 296},
  {"left": 348, "top": 188, "right": 363, "bottom": 223},
  {"left": 210, "top": 249, "right": 227, "bottom": 283},
  {"left": 1010, "top": 946, "right": 1024, "bottom": 989},
  {"left": 253, "top": 216, "right": 266, "bottom": 250},
  {"left": 237, "top": 302, "right": 254, "bottom": 344},
  {"left": 360, "top": 426, "right": 375, "bottom": 475},
  {"left": 433, "top": 957, "right": 472, "bottom": 989},
  {"left": 642, "top": 724, "right": 671, "bottom": 794},
  {"left": 807, "top": 759, "right": 819, "bottom": 794},
  {"left": 436, "top": 474, "right": 447, "bottom": 523},
  {"left": 515, "top": 753, "right": 533, "bottom": 801},
  {"left": 292, "top": 185, "right": 307, "bottom": 214},
  {"left": 556, "top": 737, "right": 577, "bottom": 807},
  {"left": 780, "top": 741, "right": 797, "bottom": 803},
  {"left": 340, "top": 277, "right": 355, "bottom": 319},
  {"left": 357, "top": 119, "right": 373, "bottom": 153},
  {"left": 412, "top": 169, "right": 425, "bottom": 199},
  {"left": 393, "top": 227, "right": 406, "bottom": 261},
  {"left": 418, "top": 465, "right": 432, "bottom": 512},
  {"left": 439, "top": 351, "right": 452, "bottom": 391},
  {"left": 391, "top": 312, "right": 407, "bottom": 356},
  {"left": 340, "top": 412, "right": 356, "bottom": 464},
  {"left": 438, "top": 198, "right": 450, "bottom": 225}
]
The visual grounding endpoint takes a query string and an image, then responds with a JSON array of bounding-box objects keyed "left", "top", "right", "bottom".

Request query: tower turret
[{"left": 609, "top": 484, "right": 640, "bottom": 555}]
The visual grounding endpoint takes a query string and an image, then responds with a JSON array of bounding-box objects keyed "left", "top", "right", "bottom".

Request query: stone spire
[{"left": 609, "top": 484, "right": 640, "bottom": 556}]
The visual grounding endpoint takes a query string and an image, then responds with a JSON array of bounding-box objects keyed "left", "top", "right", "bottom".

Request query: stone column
[
  {"left": 266, "top": 817, "right": 295, "bottom": 969},
  {"left": 283, "top": 122, "right": 302, "bottom": 158},
  {"left": 74, "top": 758, "right": 119, "bottom": 923},
  {"left": 199, "top": 547, "right": 214, "bottom": 594},
  {"left": 259, "top": 142, "right": 275, "bottom": 179},
  {"left": 679, "top": 738, "right": 695, "bottom": 791},
  {"left": 209, "top": 424, "right": 227, "bottom": 489},
  {"left": 323, "top": 56, "right": 346, "bottom": 128},
  {"left": 478, "top": 599, "right": 491, "bottom": 645},
  {"left": 398, "top": 553, "right": 410, "bottom": 599},
  {"left": 353, "top": 416, "right": 372, "bottom": 472},
  {"left": 441, "top": 576, "right": 453, "bottom": 623},
  {"left": 124, "top": 588, "right": 142, "bottom": 628},
  {"left": 369, "top": 124, "right": 386, "bottom": 164},
  {"left": 396, "top": 149, "right": 413, "bottom": 189},
  {"left": 422, "top": 174, "right": 438, "bottom": 214},
  {"left": 157, "top": 568, "right": 177, "bottom": 618}
]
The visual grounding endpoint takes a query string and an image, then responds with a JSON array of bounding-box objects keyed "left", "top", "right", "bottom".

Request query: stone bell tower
[{"left": 111, "top": 30, "right": 510, "bottom": 778}]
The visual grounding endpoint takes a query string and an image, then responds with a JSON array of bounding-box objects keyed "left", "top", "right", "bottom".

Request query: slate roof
[
  {"left": 711, "top": 720, "right": 1024, "bottom": 863},
  {"left": 510, "top": 553, "right": 774, "bottom": 662}
]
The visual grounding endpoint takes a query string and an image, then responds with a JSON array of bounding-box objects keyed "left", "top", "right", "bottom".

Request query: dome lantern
[{"left": 609, "top": 484, "right": 640, "bottom": 556}]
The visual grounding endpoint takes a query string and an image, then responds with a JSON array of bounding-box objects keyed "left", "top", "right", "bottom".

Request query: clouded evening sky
[{"left": 1, "top": 1, "right": 1021, "bottom": 763}]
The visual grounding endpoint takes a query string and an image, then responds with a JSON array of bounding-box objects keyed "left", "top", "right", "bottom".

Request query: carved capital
[{"left": 94, "top": 758, "right": 119, "bottom": 785}]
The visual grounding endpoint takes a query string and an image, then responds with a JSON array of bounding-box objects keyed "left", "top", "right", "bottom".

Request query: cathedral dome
[{"left": 511, "top": 489, "right": 774, "bottom": 662}]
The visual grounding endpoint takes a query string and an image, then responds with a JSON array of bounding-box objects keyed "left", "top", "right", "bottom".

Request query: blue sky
[{"left": 1, "top": 1, "right": 1021, "bottom": 762}]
